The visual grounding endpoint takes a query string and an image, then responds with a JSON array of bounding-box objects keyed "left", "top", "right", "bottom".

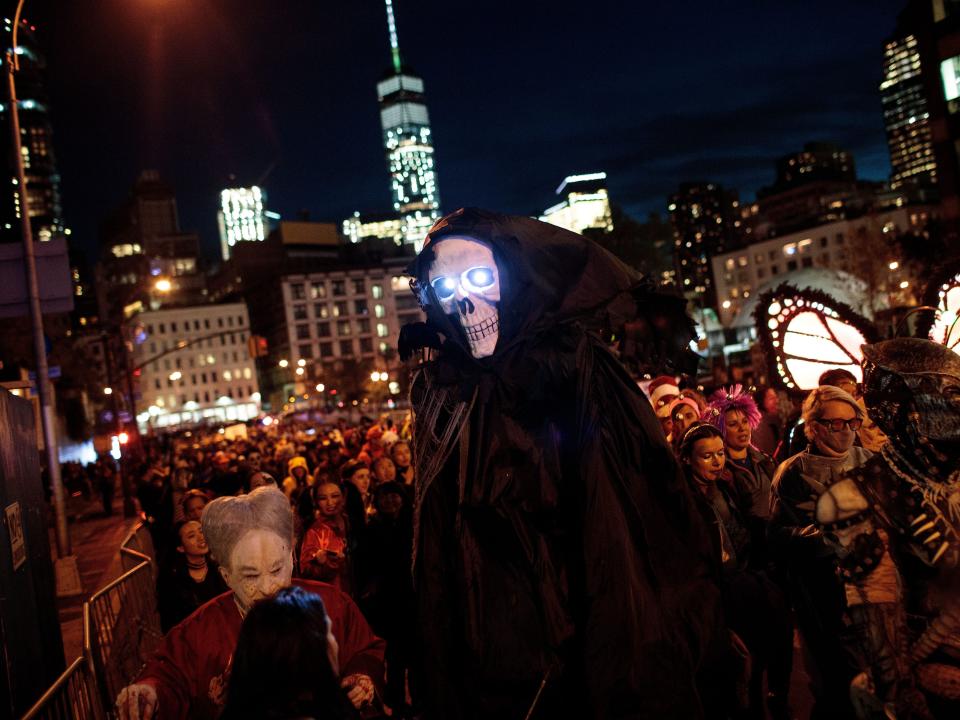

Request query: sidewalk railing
[
  {"left": 22, "top": 522, "right": 161, "bottom": 720},
  {"left": 21, "top": 606, "right": 105, "bottom": 720}
]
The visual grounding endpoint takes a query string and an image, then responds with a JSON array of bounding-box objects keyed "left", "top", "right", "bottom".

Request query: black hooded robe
[{"left": 404, "top": 209, "right": 726, "bottom": 719}]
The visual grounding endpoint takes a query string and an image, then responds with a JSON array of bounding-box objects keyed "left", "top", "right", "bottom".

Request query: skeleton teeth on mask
[{"left": 464, "top": 315, "right": 499, "bottom": 342}]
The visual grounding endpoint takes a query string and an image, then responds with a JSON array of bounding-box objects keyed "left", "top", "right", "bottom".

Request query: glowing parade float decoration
[
  {"left": 917, "top": 260, "right": 960, "bottom": 354},
  {"left": 754, "top": 284, "right": 879, "bottom": 391}
]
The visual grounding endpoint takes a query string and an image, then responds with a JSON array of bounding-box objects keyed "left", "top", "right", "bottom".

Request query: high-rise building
[
  {"left": 668, "top": 182, "right": 743, "bottom": 308},
  {"left": 218, "top": 185, "right": 271, "bottom": 261},
  {"left": 772, "top": 142, "right": 855, "bottom": 190},
  {"left": 1, "top": 16, "right": 67, "bottom": 243},
  {"left": 539, "top": 173, "right": 614, "bottom": 234},
  {"left": 95, "top": 171, "right": 206, "bottom": 322},
  {"left": 754, "top": 142, "right": 869, "bottom": 236},
  {"left": 376, "top": 0, "right": 441, "bottom": 250},
  {"left": 880, "top": 31, "right": 936, "bottom": 190}
]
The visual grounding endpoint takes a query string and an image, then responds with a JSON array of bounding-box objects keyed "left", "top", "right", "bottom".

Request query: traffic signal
[{"left": 248, "top": 334, "right": 268, "bottom": 358}]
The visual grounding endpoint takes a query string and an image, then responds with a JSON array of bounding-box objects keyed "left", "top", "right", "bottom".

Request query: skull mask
[{"left": 427, "top": 237, "right": 501, "bottom": 358}]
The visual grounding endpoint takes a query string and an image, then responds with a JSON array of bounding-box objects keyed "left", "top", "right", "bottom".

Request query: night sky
[{"left": 30, "top": 0, "right": 904, "bottom": 265}]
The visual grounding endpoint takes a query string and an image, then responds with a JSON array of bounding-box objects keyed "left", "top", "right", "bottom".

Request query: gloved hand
[{"left": 398, "top": 322, "right": 442, "bottom": 362}]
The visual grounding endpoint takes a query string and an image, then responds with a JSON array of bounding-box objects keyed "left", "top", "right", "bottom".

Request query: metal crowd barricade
[
  {"left": 21, "top": 606, "right": 105, "bottom": 720},
  {"left": 119, "top": 522, "right": 157, "bottom": 577},
  {"left": 87, "top": 559, "right": 163, "bottom": 714}
]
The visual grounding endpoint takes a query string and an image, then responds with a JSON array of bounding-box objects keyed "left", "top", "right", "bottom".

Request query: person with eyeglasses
[{"left": 769, "top": 385, "right": 874, "bottom": 718}]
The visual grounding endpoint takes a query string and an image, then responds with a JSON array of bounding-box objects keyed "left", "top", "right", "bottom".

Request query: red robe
[
  {"left": 300, "top": 518, "right": 351, "bottom": 593},
  {"left": 137, "top": 579, "right": 385, "bottom": 719}
]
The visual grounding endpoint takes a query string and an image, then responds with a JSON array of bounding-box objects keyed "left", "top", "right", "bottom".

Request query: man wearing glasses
[{"left": 769, "top": 385, "right": 873, "bottom": 718}]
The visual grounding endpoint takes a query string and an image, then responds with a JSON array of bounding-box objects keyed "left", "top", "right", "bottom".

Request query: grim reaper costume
[
  {"left": 815, "top": 339, "right": 960, "bottom": 717},
  {"left": 399, "top": 208, "right": 725, "bottom": 719}
]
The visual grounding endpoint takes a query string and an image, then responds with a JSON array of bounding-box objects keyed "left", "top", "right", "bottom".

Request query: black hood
[{"left": 405, "top": 207, "right": 696, "bottom": 372}]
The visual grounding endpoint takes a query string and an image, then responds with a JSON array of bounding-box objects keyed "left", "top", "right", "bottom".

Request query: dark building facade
[
  {"left": 668, "top": 182, "right": 744, "bottom": 308},
  {"left": 95, "top": 171, "right": 206, "bottom": 323}
]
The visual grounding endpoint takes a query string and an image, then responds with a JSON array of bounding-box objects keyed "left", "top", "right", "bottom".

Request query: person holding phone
[{"left": 300, "top": 480, "right": 356, "bottom": 595}]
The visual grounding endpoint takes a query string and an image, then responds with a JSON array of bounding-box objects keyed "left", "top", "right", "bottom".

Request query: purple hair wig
[{"left": 702, "top": 384, "right": 762, "bottom": 443}]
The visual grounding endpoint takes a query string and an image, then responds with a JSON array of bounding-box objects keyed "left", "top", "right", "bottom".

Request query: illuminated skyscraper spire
[
  {"left": 377, "top": 0, "right": 441, "bottom": 250},
  {"left": 384, "top": 0, "right": 402, "bottom": 74}
]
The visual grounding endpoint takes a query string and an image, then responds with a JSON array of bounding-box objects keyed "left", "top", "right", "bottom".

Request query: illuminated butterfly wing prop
[
  {"left": 916, "top": 259, "right": 960, "bottom": 353},
  {"left": 754, "top": 284, "right": 879, "bottom": 391}
]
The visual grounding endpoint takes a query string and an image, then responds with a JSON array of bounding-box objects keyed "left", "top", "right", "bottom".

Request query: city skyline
[{"left": 30, "top": 0, "right": 904, "bottom": 263}]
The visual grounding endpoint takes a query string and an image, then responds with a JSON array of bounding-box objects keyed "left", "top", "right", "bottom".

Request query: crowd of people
[
  {"left": 58, "top": 362, "right": 928, "bottom": 720},
  {"left": 647, "top": 369, "right": 913, "bottom": 720},
  {"left": 69, "top": 355, "right": 955, "bottom": 719}
]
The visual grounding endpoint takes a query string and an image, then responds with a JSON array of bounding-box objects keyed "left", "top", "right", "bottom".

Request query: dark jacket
[
  {"left": 726, "top": 446, "right": 776, "bottom": 521},
  {"left": 158, "top": 557, "right": 229, "bottom": 633}
]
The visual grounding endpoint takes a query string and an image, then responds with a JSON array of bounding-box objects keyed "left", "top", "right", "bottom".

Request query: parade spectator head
[
  {"left": 668, "top": 396, "right": 701, "bottom": 443},
  {"left": 372, "top": 456, "right": 396, "bottom": 484},
  {"left": 219, "top": 586, "right": 356, "bottom": 720},
  {"left": 801, "top": 385, "right": 863, "bottom": 457},
  {"left": 677, "top": 387, "right": 707, "bottom": 412},
  {"left": 678, "top": 423, "right": 726, "bottom": 488},
  {"left": 287, "top": 455, "right": 309, "bottom": 480},
  {"left": 201, "top": 487, "right": 294, "bottom": 614},
  {"left": 648, "top": 376, "right": 679, "bottom": 437},
  {"left": 703, "top": 384, "right": 761, "bottom": 454},
  {"left": 340, "top": 459, "right": 371, "bottom": 496},
  {"left": 648, "top": 375, "right": 679, "bottom": 410},
  {"left": 390, "top": 440, "right": 412, "bottom": 471},
  {"left": 755, "top": 385, "right": 780, "bottom": 415},
  {"left": 212, "top": 450, "right": 231, "bottom": 469},
  {"left": 181, "top": 489, "right": 209, "bottom": 523},
  {"left": 247, "top": 450, "right": 263, "bottom": 471},
  {"left": 248, "top": 472, "right": 277, "bottom": 491},
  {"left": 174, "top": 520, "right": 209, "bottom": 561},
  {"left": 818, "top": 368, "right": 859, "bottom": 398},
  {"left": 314, "top": 481, "right": 345, "bottom": 519},
  {"left": 374, "top": 481, "right": 406, "bottom": 519}
]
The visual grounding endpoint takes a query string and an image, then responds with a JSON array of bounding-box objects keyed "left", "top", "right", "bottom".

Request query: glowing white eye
[
  {"left": 431, "top": 277, "right": 457, "bottom": 300},
  {"left": 464, "top": 266, "right": 495, "bottom": 289}
]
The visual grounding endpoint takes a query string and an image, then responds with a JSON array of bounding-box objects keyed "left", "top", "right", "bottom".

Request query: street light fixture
[
  {"left": 169, "top": 371, "right": 182, "bottom": 381},
  {"left": 315, "top": 383, "right": 325, "bottom": 392},
  {"left": 297, "top": 358, "right": 306, "bottom": 367},
  {"left": 295, "top": 367, "right": 305, "bottom": 376},
  {"left": 155, "top": 278, "right": 172, "bottom": 293},
  {"left": 278, "top": 359, "right": 289, "bottom": 368},
  {"left": 103, "top": 386, "right": 113, "bottom": 395}
]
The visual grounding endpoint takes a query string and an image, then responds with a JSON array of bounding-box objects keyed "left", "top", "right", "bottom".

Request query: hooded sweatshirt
[{"left": 282, "top": 456, "right": 314, "bottom": 499}]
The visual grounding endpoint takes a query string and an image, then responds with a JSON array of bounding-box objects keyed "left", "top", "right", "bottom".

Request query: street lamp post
[{"left": 6, "top": 1, "right": 70, "bottom": 557}]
